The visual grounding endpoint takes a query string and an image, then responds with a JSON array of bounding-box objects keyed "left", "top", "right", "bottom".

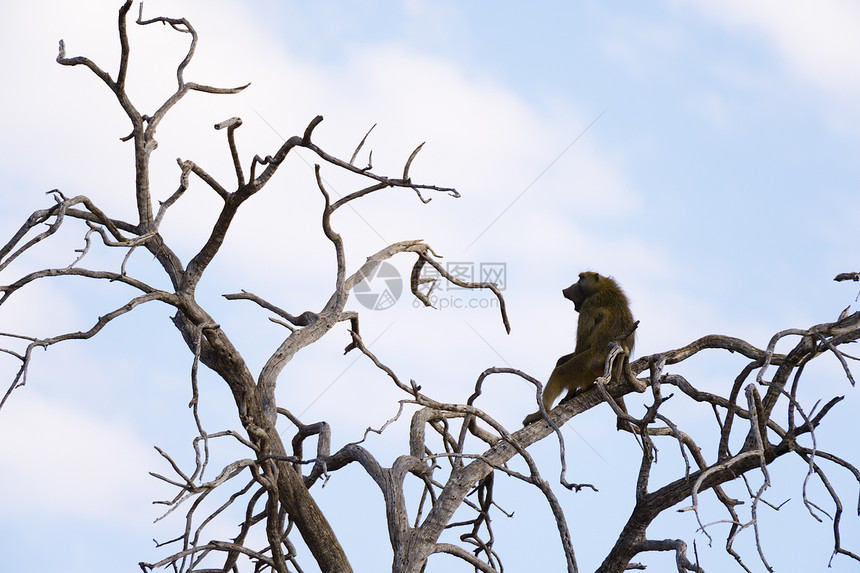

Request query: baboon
[{"left": 523, "top": 272, "right": 634, "bottom": 425}]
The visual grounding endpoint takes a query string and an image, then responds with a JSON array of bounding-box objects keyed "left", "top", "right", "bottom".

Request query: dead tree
[{"left": 2, "top": 4, "right": 859, "bottom": 572}]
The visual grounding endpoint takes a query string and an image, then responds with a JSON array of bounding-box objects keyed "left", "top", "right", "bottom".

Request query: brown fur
[{"left": 524, "top": 272, "right": 634, "bottom": 425}]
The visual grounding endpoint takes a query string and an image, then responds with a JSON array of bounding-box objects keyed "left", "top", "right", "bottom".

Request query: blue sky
[{"left": 1, "top": 1, "right": 858, "bottom": 572}]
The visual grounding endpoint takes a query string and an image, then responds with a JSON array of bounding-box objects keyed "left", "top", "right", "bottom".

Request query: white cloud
[
  {"left": 1, "top": 0, "right": 637, "bottom": 278},
  {"left": 682, "top": 0, "right": 860, "bottom": 99},
  {"left": 0, "top": 391, "right": 158, "bottom": 522}
]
